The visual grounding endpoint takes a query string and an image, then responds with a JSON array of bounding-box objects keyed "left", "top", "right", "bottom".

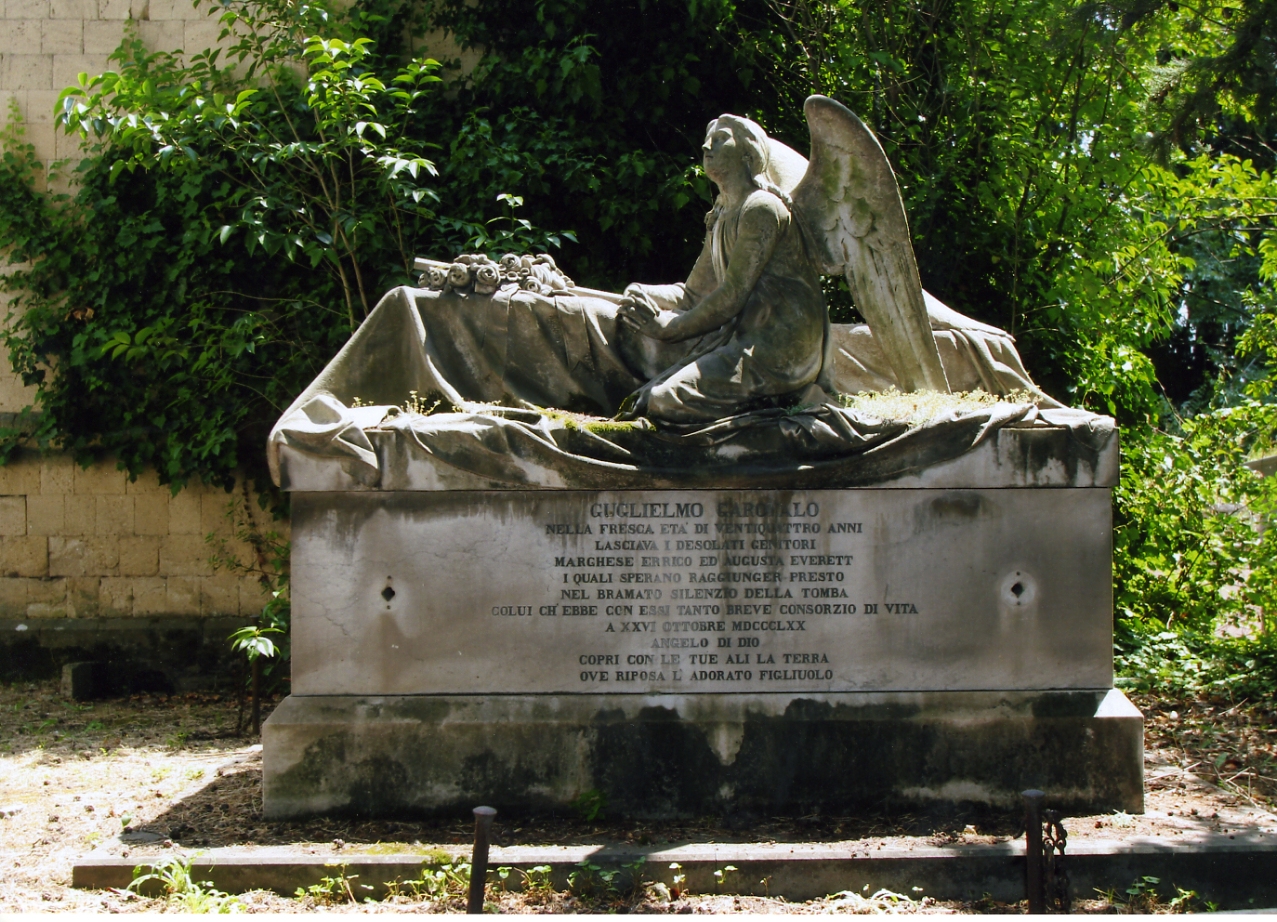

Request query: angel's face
[{"left": 702, "top": 124, "right": 750, "bottom": 187}]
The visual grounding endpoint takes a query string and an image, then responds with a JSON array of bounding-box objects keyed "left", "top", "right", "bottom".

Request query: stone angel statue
[
  {"left": 612, "top": 95, "right": 1022, "bottom": 424},
  {"left": 269, "top": 96, "right": 1072, "bottom": 492}
]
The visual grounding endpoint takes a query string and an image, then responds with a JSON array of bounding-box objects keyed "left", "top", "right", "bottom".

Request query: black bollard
[
  {"left": 1023, "top": 790, "right": 1044, "bottom": 914},
  {"left": 467, "top": 806, "right": 497, "bottom": 914}
]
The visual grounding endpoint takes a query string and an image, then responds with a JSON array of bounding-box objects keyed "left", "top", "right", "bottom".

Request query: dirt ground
[{"left": 2, "top": 681, "right": 1276, "bottom": 914}]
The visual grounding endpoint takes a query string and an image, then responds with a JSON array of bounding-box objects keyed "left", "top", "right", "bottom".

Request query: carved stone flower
[
  {"left": 474, "top": 263, "right": 501, "bottom": 295},
  {"left": 447, "top": 263, "right": 472, "bottom": 289}
]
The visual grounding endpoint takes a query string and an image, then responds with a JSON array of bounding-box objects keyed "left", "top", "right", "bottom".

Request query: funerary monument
[{"left": 262, "top": 96, "right": 1143, "bottom": 818}]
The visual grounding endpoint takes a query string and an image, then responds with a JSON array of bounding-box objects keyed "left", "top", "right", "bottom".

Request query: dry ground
[{"left": 2, "top": 681, "right": 1275, "bottom": 913}]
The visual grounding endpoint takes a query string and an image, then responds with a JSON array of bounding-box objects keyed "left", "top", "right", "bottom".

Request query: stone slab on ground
[
  {"left": 262, "top": 689, "right": 1144, "bottom": 818},
  {"left": 71, "top": 834, "right": 1277, "bottom": 908}
]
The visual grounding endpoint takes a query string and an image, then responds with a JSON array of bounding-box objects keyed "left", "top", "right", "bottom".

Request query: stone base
[{"left": 262, "top": 689, "right": 1144, "bottom": 819}]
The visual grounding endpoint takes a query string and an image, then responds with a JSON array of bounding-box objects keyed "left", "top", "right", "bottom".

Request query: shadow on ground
[{"left": 133, "top": 753, "right": 1026, "bottom": 853}]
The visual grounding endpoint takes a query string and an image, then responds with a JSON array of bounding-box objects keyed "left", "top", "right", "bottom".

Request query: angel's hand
[
  {"left": 618, "top": 303, "right": 680, "bottom": 341},
  {"left": 618, "top": 285, "right": 659, "bottom": 316}
]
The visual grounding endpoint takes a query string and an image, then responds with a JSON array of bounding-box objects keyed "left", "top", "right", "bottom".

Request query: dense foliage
[
  {"left": 3, "top": 0, "right": 1277, "bottom": 472},
  {"left": 3, "top": 0, "right": 1277, "bottom": 687}
]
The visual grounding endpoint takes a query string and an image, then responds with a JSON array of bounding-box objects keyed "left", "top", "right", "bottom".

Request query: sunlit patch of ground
[{"left": 2, "top": 679, "right": 1275, "bottom": 912}]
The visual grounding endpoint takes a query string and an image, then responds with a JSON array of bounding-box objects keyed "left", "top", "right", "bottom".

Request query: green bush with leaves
[
  {"left": 5, "top": 0, "right": 1277, "bottom": 493},
  {"left": 1114, "top": 403, "right": 1277, "bottom": 698},
  {"left": 0, "top": 0, "right": 569, "bottom": 498},
  {"left": 1115, "top": 403, "right": 1277, "bottom": 631},
  {"left": 4, "top": 0, "right": 1277, "bottom": 700}
]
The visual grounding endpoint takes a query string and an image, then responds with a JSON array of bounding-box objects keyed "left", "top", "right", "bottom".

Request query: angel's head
[{"left": 703, "top": 115, "right": 790, "bottom": 205}]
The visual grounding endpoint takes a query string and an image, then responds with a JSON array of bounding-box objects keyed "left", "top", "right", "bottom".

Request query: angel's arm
[
  {"left": 628, "top": 194, "right": 784, "bottom": 343},
  {"left": 622, "top": 230, "right": 718, "bottom": 313}
]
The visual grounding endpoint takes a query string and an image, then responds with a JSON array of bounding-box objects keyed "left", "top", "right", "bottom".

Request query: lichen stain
[{"left": 914, "top": 492, "right": 996, "bottom": 534}]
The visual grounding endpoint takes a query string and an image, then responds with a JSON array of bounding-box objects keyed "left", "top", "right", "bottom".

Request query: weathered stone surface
[
  {"left": 275, "top": 414, "right": 1118, "bottom": 493},
  {"left": 289, "top": 488, "right": 1113, "bottom": 696},
  {"left": 262, "top": 689, "right": 1144, "bottom": 818}
]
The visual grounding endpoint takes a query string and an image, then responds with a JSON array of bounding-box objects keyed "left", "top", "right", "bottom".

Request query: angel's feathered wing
[{"left": 792, "top": 96, "right": 949, "bottom": 393}]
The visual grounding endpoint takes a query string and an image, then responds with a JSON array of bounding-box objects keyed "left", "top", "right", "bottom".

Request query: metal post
[
  {"left": 1023, "top": 789, "right": 1044, "bottom": 914},
  {"left": 467, "top": 806, "right": 497, "bottom": 914}
]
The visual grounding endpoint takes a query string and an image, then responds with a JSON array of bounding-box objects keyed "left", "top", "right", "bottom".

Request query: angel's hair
[{"left": 705, "top": 114, "right": 792, "bottom": 208}]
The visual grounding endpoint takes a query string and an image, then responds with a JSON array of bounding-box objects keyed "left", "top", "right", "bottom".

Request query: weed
[
  {"left": 520, "top": 864, "right": 554, "bottom": 895},
  {"left": 1169, "top": 885, "right": 1216, "bottom": 913},
  {"left": 85, "top": 720, "right": 104, "bottom": 731},
  {"left": 567, "top": 859, "right": 622, "bottom": 898},
  {"left": 616, "top": 857, "right": 647, "bottom": 899},
  {"left": 570, "top": 787, "right": 607, "bottom": 821},
  {"left": 295, "top": 864, "right": 372, "bottom": 904},
  {"left": 713, "top": 864, "right": 738, "bottom": 889},
  {"left": 401, "top": 861, "right": 470, "bottom": 901},
  {"left": 128, "top": 855, "right": 241, "bottom": 912},
  {"left": 402, "top": 390, "right": 442, "bottom": 415},
  {"left": 669, "top": 861, "right": 687, "bottom": 899},
  {"left": 1122, "top": 875, "right": 1164, "bottom": 911},
  {"left": 828, "top": 885, "right": 921, "bottom": 912}
]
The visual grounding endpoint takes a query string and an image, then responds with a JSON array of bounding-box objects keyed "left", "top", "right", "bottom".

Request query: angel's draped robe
[
  {"left": 266, "top": 268, "right": 1083, "bottom": 493},
  {"left": 622, "top": 188, "right": 829, "bottom": 423}
]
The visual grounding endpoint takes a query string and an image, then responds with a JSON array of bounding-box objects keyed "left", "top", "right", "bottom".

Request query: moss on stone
[{"left": 838, "top": 388, "right": 1034, "bottom": 427}]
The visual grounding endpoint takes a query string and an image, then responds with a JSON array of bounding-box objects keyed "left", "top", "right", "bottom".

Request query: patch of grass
[{"left": 128, "top": 855, "right": 242, "bottom": 912}]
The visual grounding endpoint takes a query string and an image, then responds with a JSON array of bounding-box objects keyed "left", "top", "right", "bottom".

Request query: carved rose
[
  {"left": 474, "top": 263, "right": 501, "bottom": 295},
  {"left": 447, "top": 263, "right": 472, "bottom": 289}
]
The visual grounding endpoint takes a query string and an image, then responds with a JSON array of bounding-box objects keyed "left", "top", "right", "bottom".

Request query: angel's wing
[{"left": 792, "top": 96, "right": 949, "bottom": 393}]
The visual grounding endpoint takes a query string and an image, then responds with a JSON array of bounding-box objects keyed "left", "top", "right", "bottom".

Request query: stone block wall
[
  {"left": 0, "top": 453, "right": 275, "bottom": 622},
  {"left": 0, "top": 0, "right": 233, "bottom": 180},
  {"left": 0, "top": 1, "right": 463, "bottom": 678},
  {"left": 0, "top": 0, "right": 475, "bottom": 179},
  {"left": 0, "top": 0, "right": 279, "bottom": 640}
]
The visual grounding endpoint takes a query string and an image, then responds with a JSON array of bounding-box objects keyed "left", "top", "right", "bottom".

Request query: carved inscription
[{"left": 507, "top": 494, "right": 918, "bottom": 690}]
